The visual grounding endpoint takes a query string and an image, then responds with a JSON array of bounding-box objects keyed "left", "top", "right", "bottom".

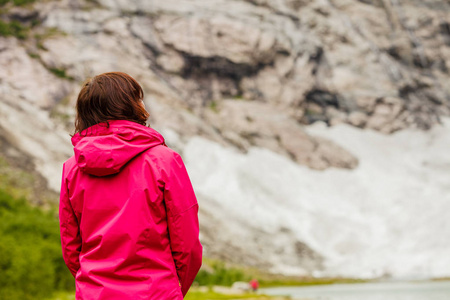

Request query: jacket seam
[
  {"left": 172, "top": 203, "right": 198, "bottom": 218},
  {"left": 61, "top": 174, "right": 80, "bottom": 275}
]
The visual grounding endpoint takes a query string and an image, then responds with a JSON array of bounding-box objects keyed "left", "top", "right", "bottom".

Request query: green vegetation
[
  {"left": 185, "top": 289, "right": 285, "bottom": 300},
  {"left": 195, "top": 258, "right": 366, "bottom": 288},
  {"left": 0, "top": 0, "right": 37, "bottom": 6},
  {"left": 195, "top": 260, "right": 250, "bottom": 286},
  {"left": 48, "top": 67, "right": 74, "bottom": 80},
  {"left": 12, "top": 0, "right": 36, "bottom": 5},
  {"left": 259, "top": 276, "right": 367, "bottom": 288},
  {"left": 0, "top": 189, "right": 74, "bottom": 300},
  {"left": 0, "top": 20, "right": 27, "bottom": 39},
  {"left": 46, "top": 291, "right": 76, "bottom": 300},
  {"left": 27, "top": 52, "right": 40, "bottom": 59}
]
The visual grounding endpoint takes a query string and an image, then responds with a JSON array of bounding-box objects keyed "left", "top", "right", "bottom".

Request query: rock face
[{"left": 1, "top": 0, "right": 450, "bottom": 275}]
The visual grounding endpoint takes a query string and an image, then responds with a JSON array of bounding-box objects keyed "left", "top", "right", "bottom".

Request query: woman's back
[{"left": 60, "top": 120, "right": 202, "bottom": 300}]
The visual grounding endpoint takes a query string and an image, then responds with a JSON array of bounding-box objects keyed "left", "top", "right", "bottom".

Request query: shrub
[
  {"left": 49, "top": 67, "right": 74, "bottom": 80},
  {"left": 0, "top": 20, "right": 27, "bottom": 39},
  {"left": 0, "top": 189, "right": 74, "bottom": 300},
  {"left": 194, "top": 261, "right": 249, "bottom": 286},
  {"left": 12, "top": 0, "right": 36, "bottom": 5},
  {"left": 0, "top": 0, "right": 37, "bottom": 6}
]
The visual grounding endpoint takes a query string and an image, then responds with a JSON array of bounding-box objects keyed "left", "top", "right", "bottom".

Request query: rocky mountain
[{"left": 1, "top": 0, "right": 450, "bottom": 277}]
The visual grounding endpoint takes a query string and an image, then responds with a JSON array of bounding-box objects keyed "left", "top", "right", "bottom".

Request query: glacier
[{"left": 181, "top": 119, "right": 450, "bottom": 279}]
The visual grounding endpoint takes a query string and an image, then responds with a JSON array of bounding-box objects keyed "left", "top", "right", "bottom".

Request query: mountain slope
[{"left": 1, "top": 0, "right": 450, "bottom": 277}]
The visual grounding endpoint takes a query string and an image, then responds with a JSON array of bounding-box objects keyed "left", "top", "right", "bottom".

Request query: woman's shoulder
[
  {"left": 141, "top": 145, "right": 187, "bottom": 176},
  {"left": 62, "top": 156, "right": 78, "bottom": 179},
  {"left": 142, "top": 144, "right": 183, "bottom": 164}
]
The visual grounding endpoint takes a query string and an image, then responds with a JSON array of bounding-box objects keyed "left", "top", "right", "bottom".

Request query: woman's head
[{"left": 74, "top": 72, "right": 149, "bottom": 134}]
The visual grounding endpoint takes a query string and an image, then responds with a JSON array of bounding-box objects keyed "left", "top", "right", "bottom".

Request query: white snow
[{"left": 182, "top": 119, "right": 450, "bottom": 279}]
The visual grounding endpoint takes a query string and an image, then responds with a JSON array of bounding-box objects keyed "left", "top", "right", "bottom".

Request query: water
[{"left": 259, "top": 281, "right": 450, "bottom": 300}]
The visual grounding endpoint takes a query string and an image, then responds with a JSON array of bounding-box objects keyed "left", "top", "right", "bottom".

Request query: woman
[{"left": 59, "top": 72, "right": 202, "bottom": 299}]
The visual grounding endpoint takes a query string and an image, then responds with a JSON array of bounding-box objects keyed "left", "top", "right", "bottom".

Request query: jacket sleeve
[
  {"left": 163, "top": 151, "right": 203, "bottom": 297},
  {"left": 59, "top": 163, "right": 82, "bottom": 277}
]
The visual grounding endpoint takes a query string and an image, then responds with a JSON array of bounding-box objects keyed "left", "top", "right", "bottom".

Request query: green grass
[
  {"left": 27, "top": 52, "right": 40, "bottom": 59},
  {"left": 185, "top": 290, "right": 285, "bottom": 300},
  {"left": 13, "top": 0, "right": 36, "bottom": 6},
  {"left": 197, "top": 258, "right": 366, "bottom": 288},
  {"left": 12, "top": 0, "right": 36, "bottom": 5},
  {"left": 0, "top": 20, "right": 28, "bottom": 39},
  {"left": 0, "top": 0, "right": 37, "bottom": 6},
  {"left": 48, "top": 67, "right": 74, "bottom": 80},
  {"left": 258, "top": 276, "right": 367, "bottom": 288},
  {"left": 196, "top": 259, "right": 250, "bottom": 286},
  {"left": 46, "top": 291, "right": 75, "bottom": 300},
  {"left": 0, "top": 189, "right": 74, "bottom": 300}
]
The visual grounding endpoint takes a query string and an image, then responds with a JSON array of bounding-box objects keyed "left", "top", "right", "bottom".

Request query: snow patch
[{"left": 182, "top": 119, "right": 450, "bottom": 278}]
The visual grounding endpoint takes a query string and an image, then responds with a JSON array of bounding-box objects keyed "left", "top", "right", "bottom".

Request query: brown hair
[{"left": 74, "top": 72, "right": 149, "bottom": 134}]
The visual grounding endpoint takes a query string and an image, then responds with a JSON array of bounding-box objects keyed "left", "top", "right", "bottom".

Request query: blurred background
[{"left": 1, "top": 0, "right": 450, "bottom": 299}]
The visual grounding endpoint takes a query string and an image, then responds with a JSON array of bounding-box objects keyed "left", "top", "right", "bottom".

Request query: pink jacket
[{"left": 59, "top": 120, "right": 202, "bottom": 299}]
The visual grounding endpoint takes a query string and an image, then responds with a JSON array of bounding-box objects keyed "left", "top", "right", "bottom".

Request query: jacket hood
[{"left": 71, "top": 120, "right": 166, "bottom": 176}]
